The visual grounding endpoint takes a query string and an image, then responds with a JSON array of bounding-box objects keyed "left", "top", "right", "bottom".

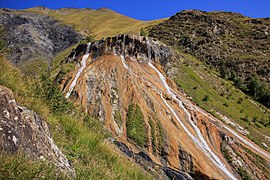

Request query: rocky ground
[
  {"left": 0, "top": 85, "right": 75, "bottom": 178},
  {"left": 0, "top": 8, "right": 81, "bottom": 67}
]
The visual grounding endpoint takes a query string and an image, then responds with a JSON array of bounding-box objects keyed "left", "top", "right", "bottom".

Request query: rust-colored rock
[{"left": 61, "top": 34, "right": 270, "bottom": 179}]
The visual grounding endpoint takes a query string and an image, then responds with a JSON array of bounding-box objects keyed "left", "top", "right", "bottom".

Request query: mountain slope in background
[
  {"left": 149, "top": 10, "right": 270, "bottom": 107},
  {"left": 59, "top": 34, "right": 270, "bottom": 179},
  {"left": 0, "top": 8, "right": 82, "bottom": 67},
  {"left": 24, "top": 6, "right": 165, "bottom": 39}
]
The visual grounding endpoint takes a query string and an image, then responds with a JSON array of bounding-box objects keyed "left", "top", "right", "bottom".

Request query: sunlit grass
[
  {"left": 174, "top": 53, "right": 270, "bottom": 149},
  {"left": 0, "top": 55, "right": 152, "bottom": 179},
  {"left": 23, "top": 8, "right": 166, "bottom": 40}
]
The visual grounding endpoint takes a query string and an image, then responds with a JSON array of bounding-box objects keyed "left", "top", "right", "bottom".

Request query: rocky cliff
[
  {"left": 59, "top": 34, "right": 270, "bottom": 179},
  {"left": 0, "top": 8, "right": 81, "bottom": 67},
  {"left": 0, "top": 85, "right": 75, "bottom": 178}
]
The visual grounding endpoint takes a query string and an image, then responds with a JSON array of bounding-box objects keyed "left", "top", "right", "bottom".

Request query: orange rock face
[{"left": 61, "top": 34, "right": 270, "bottom": 179}]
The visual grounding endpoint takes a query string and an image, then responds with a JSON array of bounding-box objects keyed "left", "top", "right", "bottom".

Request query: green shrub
[
  {"left": 203, "top": 95, "right": 209, "bottom": 101},
  {"left": 238, "top": 167, "right": 251, "bottom": 180},
  {"left": 126, "top": 104, "right": 146, "bottom": 147},
  {"left": 221, "top": 146, "right": 232, "bottom": 164},
  {"left": 223, "top": 102, "right": 229, "bottom": 107},
  {"left": 114, "top": 110, "right": 123, "bottom": 127},
  {"left": 157, "top": 121, "right": 165, "bottom": 154},
  {"left": 33, "top": 74, "right": 73, "bottom": 113},
  {"left": 140, "top": 27, "right": 147, "bottom": 36},
  {"left": 148, "top": 119, "right": 157, "bottom": 153}
]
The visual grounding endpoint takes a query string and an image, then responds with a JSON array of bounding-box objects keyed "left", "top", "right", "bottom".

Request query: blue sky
[{"left": 0, "top": 0, "right": 269, "bottom": 20}]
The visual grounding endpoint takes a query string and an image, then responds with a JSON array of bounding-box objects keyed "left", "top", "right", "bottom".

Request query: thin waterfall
[
  {"left": 148, "top": 62, "right": 237, "bottom": 180},
  {"left": 223, "top": 125, "right": 270, "bottom": 160},
  {"left": 65, "top": 42, "right": 91, "bottom": 99},
  {"left": 119, "top": 37, "right": 235, "bottom": 178},
  {"left": 119, "top": 45, "right": 235, "bottom": 178},
  {"left": 72, "top": 52, "right": 76, "bottom": 60},
  {"left": 145, "top": 39, "right": 236, "bottom": 179}
]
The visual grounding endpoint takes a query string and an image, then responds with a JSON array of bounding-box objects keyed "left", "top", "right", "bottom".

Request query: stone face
[
  {"left": 0, "top": 85, "right": 75, "bottom": 178},
  {"left": 61, "top": 34, "right": 270, "bottom": 180},
  {"left": 0, "top": 10, "right": 82, "bottom": 66},
  {"left": 179, "top": 147, "right": 194, "bottom": 172},
  {"left": 70, "top": 34, "right": 179, "bottom": 77}
]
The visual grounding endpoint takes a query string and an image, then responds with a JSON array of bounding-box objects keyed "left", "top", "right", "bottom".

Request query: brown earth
[{"left": 60, "top": 34, "right": 270, "bottom": 179}]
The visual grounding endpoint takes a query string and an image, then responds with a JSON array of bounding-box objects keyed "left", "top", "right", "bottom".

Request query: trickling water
[
  {"left": 223, "top": 125, "right": 270, "bottom": 160},
  {"left": 65, "top": 42, "right": 91, "bottom": 99},
  {"left": 147, "top": 62, "right": 237, "bottom": 180},
  {"left": 118, "top": 44, "right": 235, "bottom": 178},
  {"left": 72, "top": 52, "right": 76, "bottom": 60},
  {"left": 120, "top": 55, "right": 129, "bottom": 70}
]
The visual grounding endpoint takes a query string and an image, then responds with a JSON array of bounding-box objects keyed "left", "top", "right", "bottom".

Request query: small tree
[
  {"left": 203, "top": 95, "right": 209, "bottom": 101},
  {"left": 140, "top": 27, "right": 147, "bottom": 36}
]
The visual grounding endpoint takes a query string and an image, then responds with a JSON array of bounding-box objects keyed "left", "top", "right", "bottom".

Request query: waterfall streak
[
  {"left": 224, "top": 125, "right": 270, "bottom": 160},
  {"left": 119, "top": 39, "right": 269, "bottom": 178},
  {"left": 119, "top": 52, "right": 235, "bottom": 179},
  {"left": 148, "top": 62, "right": 236, "bottom": 180},
  {"left": 65, "top": 42, "right": 91, "bottom": 99}
]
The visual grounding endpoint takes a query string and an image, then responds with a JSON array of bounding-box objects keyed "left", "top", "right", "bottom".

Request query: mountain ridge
[{"left": 21, "top": 6, "right": 166, "bottom": 39}]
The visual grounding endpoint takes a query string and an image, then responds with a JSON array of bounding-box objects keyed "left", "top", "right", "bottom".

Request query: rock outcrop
[
  {"left": 0, "top": 85, "right": 75, "bottom": 178},
  {"left": 149, "top": 10, "right": 270, "bottom": 108},
  {"left": 0, "top": 9, "right": 82, "bottom": 66},
  {"left": 60, "top": 34, "right": 270, "bottom": 179}
]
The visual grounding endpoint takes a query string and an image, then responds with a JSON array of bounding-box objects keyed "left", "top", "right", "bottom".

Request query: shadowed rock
[{"left": 0, "top": 11, "right": 82, "bottom": 66}]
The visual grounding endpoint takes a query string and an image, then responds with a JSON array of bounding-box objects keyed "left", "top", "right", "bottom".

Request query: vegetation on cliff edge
[{"left": 0, "top": 55, "right": 152, "bottom": 180}]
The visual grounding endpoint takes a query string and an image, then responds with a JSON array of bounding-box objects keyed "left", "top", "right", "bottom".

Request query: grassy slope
[
  {"left": 174, "top": 52, "right": 270, "bottom": 149},
  {"left": 149, "top": 11, "right": 270, "bottom": 108},
  {"left": 24, "top": 8, "right": 165, "bottom": 39},
  {"left": 0, "top": 154, "right": 66, "bottom": 179},
  {"left": 0, "top": 55, "right": 152, "bottom": 179}
]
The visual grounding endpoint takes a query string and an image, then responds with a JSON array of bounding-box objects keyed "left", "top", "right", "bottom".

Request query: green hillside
[
  {"left": 149, "top": 10, "right": 270, "bottom": 108},
  {"left": 24, "top": 7, "right": 165, "bottom": 39},
  {"left": 174, "top": 52, "right": 270, "bottom": 149}
]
